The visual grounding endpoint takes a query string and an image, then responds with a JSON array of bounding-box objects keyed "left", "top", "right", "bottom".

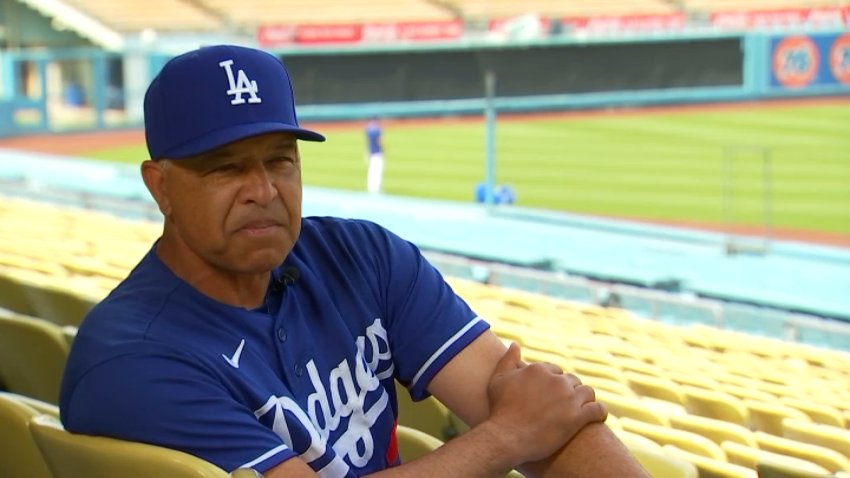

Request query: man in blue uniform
[{"left": 60, "top": 45, "right": 648, "bottom": 478}]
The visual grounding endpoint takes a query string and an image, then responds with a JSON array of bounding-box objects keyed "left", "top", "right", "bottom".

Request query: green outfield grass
[{"left": 83, "top": 102, "right": 850, "bottom": 234}]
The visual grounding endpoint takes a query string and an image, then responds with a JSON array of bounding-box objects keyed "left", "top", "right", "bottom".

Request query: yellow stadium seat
[
  {"left": 0, "top": 269, "right": 38, "bottom": 316},
  {"left": 0, "top": 393, "right": 53, "bottom": 478},
  {"left": 662, "top": 444, "right": 757, "bottom": 478},
  {"left": 669, "top": 413, "right": 757, "bottom": 448},
  {"left": 616, "top": 429, "right": 661, "bottom": 451},
  {"left": 62, "top": 325, "right": 78, "bottom": 347},
  {"left": 783, "top": 418, "right": 850, "bottom": 460},
  {"left": 581, "top": 375, "right": 638, "bottom": 398},
  {"left": 682, "top": 386, "right": 749, "bottom": 427},
  {"left": 755, "top": 431, "right": 850, "bottom": 473},
  {"left": 745, "top": 399, "right": 811, "bottom": 435},
  {"left": 396, "top": 424, "right": 444, "bottom": 462},
  {"left": 29, "top": 415, "right": 231, "bottom": 478},
  {"left": 629, "top": 443, "right": 699, "bottom": 478},
  {"left": 596, "top": 391, "right": 672, "bottom": 427},
  {"left": 24, "top": 283, "right": 96, "bottom": 327},
  {"left": 571, "top": 360, "right": 625, "bottom": 384},
  {"left": 0, "top": 392, "right": 59, "bottom": 418},
  {"left": 756, "top": 461, "right": 833, "bottom": 478},
  {"left": 665, "top": 369, "right": 721, "bottom": 390},
  {"left": 624, "top": 371, "right": 687, "bottom": 406},
  {"left": 0, "top": 312, "right": 70, "bottom": 404},
  {"left": 721, "top": 440, "right": 831, "bottom": 474},
  {"left": 619, "top": 417, "right": 726, "bottom": 461},
  {"left": 716, "top": 381, "right": 777, "bottom": 403},
  {"left": 781, "top": 397, "right": 846, "bottom": 428},
  {"left": 395, "top": 381, "right": 457, "bottom": 441}
]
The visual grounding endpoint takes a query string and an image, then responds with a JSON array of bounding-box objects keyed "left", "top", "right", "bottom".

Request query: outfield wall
[{"left": 1, "top": 30, "right": 848, "bottom": 136}]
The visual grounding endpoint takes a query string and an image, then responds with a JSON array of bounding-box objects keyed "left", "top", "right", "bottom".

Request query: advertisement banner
[
  {"left": 561, "top": 13, "right": 686, "bottom": 34},
  {"left": 712, "top": 7, "right": 849, "bottom": 30},
  {"left": 770, "top": 32, "right": 850, "bottom": 89},
  {"left": 258, "top": 20, "right": 463, "bottom": 47}
]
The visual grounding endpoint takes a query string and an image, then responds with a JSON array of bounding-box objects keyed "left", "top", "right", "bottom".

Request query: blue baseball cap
[{"left": 144, "top": 44, "right": 325, "bottom": 160}]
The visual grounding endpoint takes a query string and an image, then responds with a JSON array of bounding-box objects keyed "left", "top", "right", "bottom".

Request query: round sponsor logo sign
[
  {"left": 829, "top": 33, "right": 850, "bottom": 85},
  {"left": 773, "top": 35, "right": 819, "bottom": 88}
]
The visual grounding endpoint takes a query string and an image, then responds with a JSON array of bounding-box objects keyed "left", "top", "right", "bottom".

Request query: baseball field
[{"left": 77, "top": 99, "right": 850, "bottom": 237}]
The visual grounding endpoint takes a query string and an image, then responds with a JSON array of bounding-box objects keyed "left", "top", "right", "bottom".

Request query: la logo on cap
[{"left": 219, "top": 59, "right": 262, "bottom": 105}]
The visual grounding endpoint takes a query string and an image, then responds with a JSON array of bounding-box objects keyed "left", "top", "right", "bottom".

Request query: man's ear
[{"left": 141, "top": 160, "right": 171, "bottom": 216}]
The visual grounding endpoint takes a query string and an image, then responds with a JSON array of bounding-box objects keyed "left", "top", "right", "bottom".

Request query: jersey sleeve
[
  {"left": 358, "top": 221, "right": 490, "bottom": 401},
  {"left": 61, "top": 344, "right": 295, "bottom": 473}
]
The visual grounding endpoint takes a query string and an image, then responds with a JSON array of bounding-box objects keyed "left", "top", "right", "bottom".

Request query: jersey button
[
  {"left": 294, "top": 364, "right": 304, "bottom": 377},
  {"left": 277, "top": 328, "right": 287, "bottom": 342}
]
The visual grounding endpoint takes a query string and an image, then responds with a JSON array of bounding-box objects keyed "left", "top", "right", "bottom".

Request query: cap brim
[{"left": 158, "top": 122, "right": 325, "bottom": 159}]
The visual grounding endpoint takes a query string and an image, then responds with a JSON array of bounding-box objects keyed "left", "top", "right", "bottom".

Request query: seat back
[
  {"left": 721, "top": 440, "right": 830, "bottom": 474},
  {"left": 596, "top": 390, "right": 671, "bottom": 427},
  {"left": 620, "top": 417, "right": 726, "bottom": 461},
  {"left": 670, "top": 413, "right": 757, "bottom": 448},
  {"left": 681, "top": 386, "right": 749, "bottom": 426},
  {"left": 745, "top": 399, "right": 811, "bottom": 435},
  {"left": 0, "top": 312, "right": 69, "bottom": 403},
  {"left": 662, "top": 445, "right": 756, "bottom": 478},
  {"left": 756, "top": 461, "right": 833, "bottom": 478},
  {"left": 394, "top": 381, "right": 457, "bottom": 440},
  {"left": 0, "top": 393, "right": 53, "bottom": 478},
  {"left": 755, "top": 431, "right": 850, "bottom": 474},
  {"left": 783, "top": 418, "right": 850, "bottom": 460},
  {"left": 396, "top": 424, "right": 444, "bottom": 462},
  {"left": 29, "top": 415, "right": 230, "bottom": 478},
  {"left": 629, "top": 443, "right": 698, "bottom": 478}
]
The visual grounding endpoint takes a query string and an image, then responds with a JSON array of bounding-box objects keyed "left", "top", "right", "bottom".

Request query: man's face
[{"left": 150, "top": 132, "right": 302, "bottom": 277}]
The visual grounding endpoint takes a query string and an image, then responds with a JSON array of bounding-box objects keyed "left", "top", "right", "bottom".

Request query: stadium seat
[
  {"left": 394, "top": 381, "right": 458, "bottom": 441},
  {"left": 0, "top": 269, "right": 38, "bottom": 316},
  {"left": 669, "top": 413, "right": 757, "bottom": 448},
  {"left": 596, "top": 391, "right": 672, "bottom": 427},
  {"left": 570, "top": 360, "right": 625, "bottom": 384},
  {"left": 716, "top": 382, "right": 777, "bottom": 403},
  {"left": 24, "top": 282, "right": 96, "bottom": 327},
  {"left": 396, "top": 424, "right": 444, "bottom": 462},
  {"left": 745, "top": 399, "right": 811, "bottom": 435},
  {"left": 628, "top": 443, "right": 699, "bottom": 478},
  {"left": 619, "top": 417, "right": 726, "bottom": 461},
  {"left": 721, "top": 440, "right": 830, "bottom": 474},
  {"left": 580, "top": 375, "right": 638, "bottom": 398},
  {"left": 755, "top": 431, "right": 850, "bottom": 474},
  {"left": 662, "top": 444, "right": 757, "bottom": 478},
  {"left": 0, "top": 391, "right": 59, "bottom": 418},
  {"left": 756, "top": 461, "right": 833, "bottom": 478},
  {"left": 0, "top": 311, "right": 70, "bottom": 404},
  {"left": 782, "top": 418, "right": 850, "bottom": 460},
  {"left": 624, "top": 371, "right": 686, "bottom": 406},
  {"left": 781, "top": 397, "right": 846, "bottom": 428},
  {"left": 62, "top": 325, "right": 78, "bottom": 347},
  {"left": 0, "top": 393, "right": 53, "bottom": 478},
  {"left": 681, "top": 386, "right": 749, "bottom": 427},
  {"left": 29, "top": 414, "right": 231, "bottom": 478}
]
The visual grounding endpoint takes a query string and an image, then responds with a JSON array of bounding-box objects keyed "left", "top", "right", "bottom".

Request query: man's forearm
[
  {"left": 366, "top": 421, "right": 520, "bottom": 478},
  {"left": 518, "top": 422, "right": 650, "bottom": 478}
]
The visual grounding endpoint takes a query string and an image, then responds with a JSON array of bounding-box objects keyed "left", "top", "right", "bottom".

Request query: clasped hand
[{"left": 485, "top": 343, "right": 607, "bottom": 466}]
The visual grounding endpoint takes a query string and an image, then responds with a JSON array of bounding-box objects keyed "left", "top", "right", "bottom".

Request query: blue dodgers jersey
[{"left": 60, "top": 217, "right": 488, "bottom": 476}]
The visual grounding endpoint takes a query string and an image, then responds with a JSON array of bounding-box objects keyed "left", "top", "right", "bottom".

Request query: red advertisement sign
[
  {"left": 258, "top": 20, "right": 463, "bottom": 47},
  {"left": 711, "top": 7, "right": 849, "bottom": 30},
  {"left": 561, "top": 13, "right": 687, "bottom": 33}
]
